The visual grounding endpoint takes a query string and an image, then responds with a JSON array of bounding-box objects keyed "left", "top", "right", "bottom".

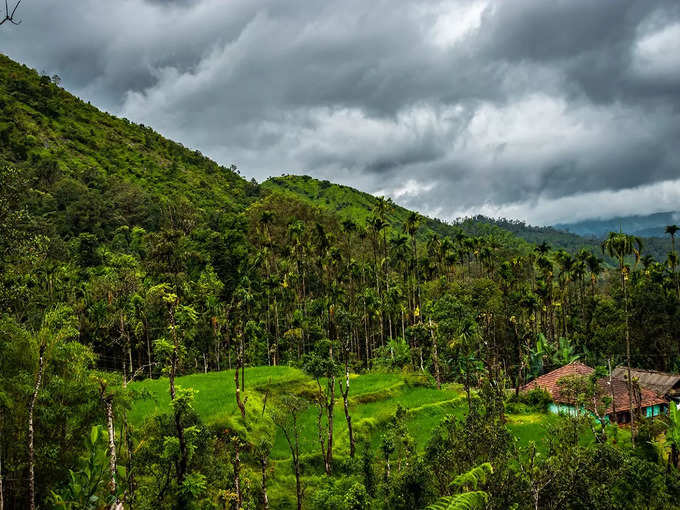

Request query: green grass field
[
  {"left": 127, "top": 367, "right": 591, "bottom": 507},
  {"left": 129, "top": 367, "right": 554, "bottom": 458}
]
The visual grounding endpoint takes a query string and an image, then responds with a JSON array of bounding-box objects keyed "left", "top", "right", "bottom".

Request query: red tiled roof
[
  {"left": 523, "top": 362, "right": 594, "bottom": 395},
  {"left": 523, "top": 362, "right": 667, "bottom": 414}
]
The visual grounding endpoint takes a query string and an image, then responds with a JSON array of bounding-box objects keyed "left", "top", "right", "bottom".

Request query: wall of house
[
  {"left": 548, "top": 403, "right": 580, "bottom": 416},
  {"left": 645, "top": 404, "right": 664, "bottom": 418}
]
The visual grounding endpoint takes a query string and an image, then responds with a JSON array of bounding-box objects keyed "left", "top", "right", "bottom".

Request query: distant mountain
[{"left": 555, "top": 212, "right": 680, "bottom": 239}]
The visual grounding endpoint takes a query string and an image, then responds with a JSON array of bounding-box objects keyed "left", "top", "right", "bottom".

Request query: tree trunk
[
  {"left": 316, "top": 402, "right": 327, "bottom": 473},
  {"left": 233, "top": 438, "right": 243, "bottom": 510},
  {"left": 260, "top": 454, "right": 269, "bottom": 510},
  {"left": 168, "top": 300, "right": 188, "bottom": 495},
  {"left": 28, "top": 343, "right": 46, "bottom": 510},
  {"left": 342, "top": 360, "right": 355, "bottom": 458},
  {"left": 428, "top": 319, "right": 441, "bottom": 390},
  {"left": 622, "top": 264, "right": 635, "bottom": 445},
  {"left": 326, "top": 376, "right": 335, "bottom": 475},
  {"left": 103, "top": 396, "right": 119, "bottom": 509},
  {"left": 145, "top": 317, "right": 153, "bottom": 378},
  {"left": 235, "top": 340, "right": 247, "bottom": 420}
]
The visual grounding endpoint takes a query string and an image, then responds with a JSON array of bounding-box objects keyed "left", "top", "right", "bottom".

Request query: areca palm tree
[
  {"left": 666, "top": 224, "right": 679, "bottom": 254},
  {"left": 666, "top": 225, "right": 679, "bottom": 295},
  {"left": 601, "top": 231, "right": 643, "bottom": 444}
]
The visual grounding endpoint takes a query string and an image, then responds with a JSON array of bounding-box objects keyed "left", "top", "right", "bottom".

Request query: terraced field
[{"left": 129, "top": 367, "right": 554, "bottom": 459}]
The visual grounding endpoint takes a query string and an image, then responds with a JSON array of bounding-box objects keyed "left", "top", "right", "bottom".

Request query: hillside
[
  {"left": 463, "top": 215, "right": 672, "bottom": 263},
  {"left": 0, "top": 53, "right": 257, "bottom": 236},
  {"left": 263, "top": 174, "right": 529, "bottom": 249},
  {"left": 129, "top": 367, "right": 556, "bottom": 508},
  {"left": 262, "top": 175, "right": 672, "bottom": 263},
  {"left": 556, "top": 212, "right": 680, "bottom": 238}
]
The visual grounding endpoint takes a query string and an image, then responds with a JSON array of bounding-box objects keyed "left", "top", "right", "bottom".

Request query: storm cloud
[{"left": 3, "top": 0, "right": 680, "bottom": 224}]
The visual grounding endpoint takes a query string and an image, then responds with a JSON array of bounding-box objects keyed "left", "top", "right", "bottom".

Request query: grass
[
  {"left": 128, "top": 367, "right": 564, "bottom": 507},
  {"left": 129, "top": 367, "right": 555, "bottom": 458}
]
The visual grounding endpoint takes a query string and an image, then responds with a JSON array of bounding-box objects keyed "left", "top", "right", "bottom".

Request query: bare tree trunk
[
  {"left": 294, "top": 432, "right": 303, "bottom": 510},
  {"left": 168, "top": 300, "right": 188, "bottom": 493},
  {"left": 235, "top": 339, "right": 247, "bottom": 420},
  {"left": 317, "top": 402, "right": 327, "bottom": 472},
  {"left": 28, "top": 343, "right": 46, "bottom": 510},
  {"left": 103, "top": 395, "right": 119, "bottom": 509},
  {"left": 326, "top": 374, "right": 335, "bottom": 475},
  {"left": 622, "top": 266, "right": 635, "bottom": 445},
  {"left": 260, "top": 454, "right": 269, "bottom": 510},
  {"left": 428, "top": 319, "right": 441, "bottom": 389},
  {"left": 341, "top": 357, "right": 355, "bottom": 458},
  {"left": 232, "top": 438, "right": 242, "bottom": 510},
  {"left": 145, "top": 317, "right": 153, "bottom": 379}
]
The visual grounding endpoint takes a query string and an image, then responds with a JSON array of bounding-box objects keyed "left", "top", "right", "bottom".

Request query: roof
[
  {"left": 612, "top": 366, "right": 680, "bottom": 396},
  {"left": 523, "top": 362, "right": 667, "bottom": 414}
]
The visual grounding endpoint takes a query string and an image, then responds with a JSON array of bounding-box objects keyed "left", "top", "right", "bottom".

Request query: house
[
  {"left": 522, "top": 362, "right": 668, "bottom": 424},
  {"left": 612, "top": 366, "right": 680, "bottom": 403}
]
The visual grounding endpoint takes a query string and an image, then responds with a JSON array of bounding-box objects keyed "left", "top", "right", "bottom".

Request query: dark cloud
[{"left": 3, "top": 0, "right": 680, "bottom": 224}]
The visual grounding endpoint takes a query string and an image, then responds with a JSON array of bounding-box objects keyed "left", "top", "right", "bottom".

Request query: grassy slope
[{"left": 129, "top": 367, "right": 551, "bottom": 461}]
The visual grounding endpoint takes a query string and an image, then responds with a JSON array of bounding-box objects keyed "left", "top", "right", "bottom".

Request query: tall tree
[{"left": 601, "top": 232, "right": 642, "bottom": 444}]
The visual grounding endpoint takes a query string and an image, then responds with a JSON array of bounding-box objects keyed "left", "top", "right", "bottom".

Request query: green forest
[{"left": 4, "top": 54, "right": 680, "bottom": 510}]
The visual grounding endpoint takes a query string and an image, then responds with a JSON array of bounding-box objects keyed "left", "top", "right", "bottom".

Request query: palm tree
[
  {"left": 601, "top": 232, "right": 642, "bottom": 444},
  {"left": 666, "top": 225, "right": 679, "bottom": 295},
  {"left": 666, "top": 225, "right": 679, "bottom": 254}
]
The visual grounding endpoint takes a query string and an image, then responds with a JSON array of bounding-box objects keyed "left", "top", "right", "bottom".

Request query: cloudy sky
[{"left": 3, "top": 0, "right": 680, "bottom": 225}]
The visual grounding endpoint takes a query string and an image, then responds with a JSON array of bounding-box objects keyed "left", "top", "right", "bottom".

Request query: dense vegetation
[{"left": 3, "top": 54, "right": 680, "bottom": 509}]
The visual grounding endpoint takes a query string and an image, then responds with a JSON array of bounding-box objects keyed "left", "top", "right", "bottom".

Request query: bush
[{"left": 507, "top": 388, "right": 552, "bottom": 412}]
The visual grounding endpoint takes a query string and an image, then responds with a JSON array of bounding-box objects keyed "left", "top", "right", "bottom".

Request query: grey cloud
[{"left": 3, "top": 0, "right": 680, "bottom": 224}]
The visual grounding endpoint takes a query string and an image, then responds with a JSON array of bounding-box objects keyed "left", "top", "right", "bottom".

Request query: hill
[
  {"left": 555, "top": 212, "right": 680, "bottom": 238},
  {"left": 465, "top": 215, "right": 672, "bottom": 263},
  {"left": 262, "top": 174, "right": 529, "bottom": 249},
  {"left": 0, "top": 53, "right": 258, "bottom": 238}
]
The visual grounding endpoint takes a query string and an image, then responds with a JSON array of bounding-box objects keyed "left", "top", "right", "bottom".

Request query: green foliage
[
  {"left": 4, "top": 52, "right": 680, "bottom": 510},
  {"left": 49, "top": 425, "right": 118, "bottom": 510}
]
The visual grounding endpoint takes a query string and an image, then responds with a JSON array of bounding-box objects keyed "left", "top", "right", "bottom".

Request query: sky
[{"left": 3, "top": 0, "right": 680, "bottom": 226}]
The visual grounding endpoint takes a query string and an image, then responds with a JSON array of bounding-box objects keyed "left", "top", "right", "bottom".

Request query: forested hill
[
  {"left": 470, "top": 216, "right": 672, "bottom": 263},
  {"left": 0, "top": 51, "right": 669, "bottom": 268},
  {"left": 556, "top": 211, "right": 680, "bottom": 238},
  {"left": 263, "top": 175, "right": 673, "bottom": 262},
  {"left": 0, "top": 53, "right": 258, "bottom": 220},
  {"left": 263, "top": 174, "right": 526, "bottom": 248}
]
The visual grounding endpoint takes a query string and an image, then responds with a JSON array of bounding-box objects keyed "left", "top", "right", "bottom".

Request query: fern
[
  {"left": 428, "top": 463, "right": 493, "bottom": 510},
  {"left": 451, "top": 462, "right": 493, "bottom": 491},
  {"left": 427, "top": 491, "right": 489, "bottom": 510}
]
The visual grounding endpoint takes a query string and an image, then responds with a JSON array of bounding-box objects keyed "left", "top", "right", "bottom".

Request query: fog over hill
[{"left": 555, "top": 211, "right": 680, "bottom": 238}]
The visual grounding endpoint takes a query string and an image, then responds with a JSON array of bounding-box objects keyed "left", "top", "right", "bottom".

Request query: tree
[
  {"left": 665, "top": 403, "right": 680, "bottom": 470},
  {"left": 601, "top": 232, "right": 642, "bottom": 444},
  {"left": 304, "top": 343, "right": 337, "bottom": 475},
  {"left": 271, "top": 396, "right": 308, "bottom": 510},
  {"left": 28, "top": 306, "right": 79, "bottom": 510},
  {"left": 665, "top": 224, "right": 679, "bottom": 295},
  {"left": 0, "top": 0, "right": 22, "bottom": 26}
]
